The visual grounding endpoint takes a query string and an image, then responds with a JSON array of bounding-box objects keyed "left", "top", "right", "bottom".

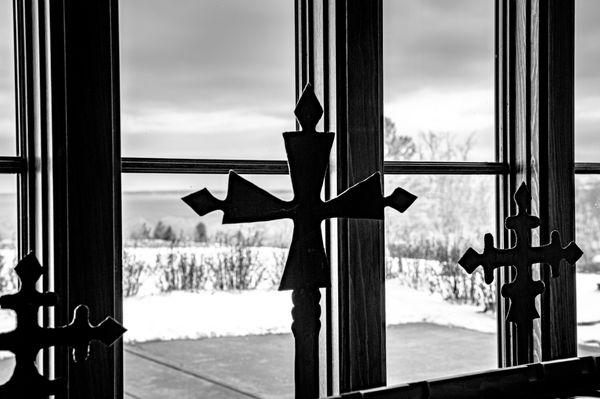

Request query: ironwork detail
[
  {"left": 0, "top": 253, "right": 126, "bottom": 398},
  {"left": 183, "top": 84, "right": 416, "bottom": 398}
]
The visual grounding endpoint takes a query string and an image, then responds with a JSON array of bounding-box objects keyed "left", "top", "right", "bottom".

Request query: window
[
  {"left": 2, "top": 0, "right": 584, "bottom": 397},
  {"left": 382, "top": 0, "right": 499, "bottom": 383},
  {"left": 0, "top": 0, "right": 18, "bottom": 384},
  {"left": 575, "top": 0, "right": 600, "bottom": 356},
  {"left": 0, "top": 0, "right": 15, "bottom": 155},
  {"left": 0, "top": 175, "right": 17, "bottom": 383},
  {"left": 119, "top": 1, "right": 297, "bottom": 397}
]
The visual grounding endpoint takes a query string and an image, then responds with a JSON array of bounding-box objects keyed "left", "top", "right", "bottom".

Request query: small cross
[
  {"left": 0, "top": 253, "right": 126, "bottom": 398},
  {"left": 184, "top": 84, "right": 416, "bottom": 398},
  {"left": 458, "top": 182, "right": 582, "bottom": 362}
]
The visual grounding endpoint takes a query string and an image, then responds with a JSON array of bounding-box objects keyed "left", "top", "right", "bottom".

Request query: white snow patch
[
  {"left": 1, "top": 241, "right": 599, "bottom": 350},
  {"left": 386, "top": 279, "right": 496, "bottom": 333},
  {"left": 123, "top": 289, "right": 293, "bottom": 343}
]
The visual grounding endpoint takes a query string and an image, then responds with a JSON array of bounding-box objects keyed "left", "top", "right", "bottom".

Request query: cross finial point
[
  {"left": 14, "top": 252, "right": 43, "bottom": 286},
  {"left": 294, "top": 83, "right": 323, "bottom": 132},
  {"left": 514, "top": 182, "right": 530, "bottom": 210}
]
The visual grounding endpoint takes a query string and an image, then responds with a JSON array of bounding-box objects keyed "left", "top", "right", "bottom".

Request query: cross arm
[
  {"left": 183, "top": 170, "right": 292, "bottom": 224},
  {"left": 459, "top": 233, "right": 516, "bottom": 284},
  {"left": 323, "top": 172, "right": 416, "bottom": 219},
  {"left": 530, "top": 230, "right": 583, "bottom": 277},
  {"left": 44, "top": 305, "right": 126, "bottom": 362}
]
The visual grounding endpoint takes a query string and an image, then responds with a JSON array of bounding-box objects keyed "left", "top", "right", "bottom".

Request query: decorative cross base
[
  {"left": 0, "top": 253, "right": 126, "bottom": 398},
  {"left": 184, "top": 84, "right": 416, "bottom": 398},
  {"left": 458, "top": 182, "right": 582, "bottom": 364},
  {"left": 292, "top": 288, "right": 321, "bottom": 399}
]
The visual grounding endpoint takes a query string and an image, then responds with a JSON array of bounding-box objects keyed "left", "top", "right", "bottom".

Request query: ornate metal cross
[
  {"left": 0, "top": 253, "right": 126, "bottom": 398},
  {"left": 458, "top": 182, "right": 582, "bottom": 364},
  {"left": 183, "top": 84, "right": 416, "bottom": 398}
]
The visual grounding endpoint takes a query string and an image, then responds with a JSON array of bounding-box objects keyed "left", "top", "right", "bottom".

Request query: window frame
[
  {"left": 6, "top": 0, "right": 585, "bottom": 397},
  {"left": 308, "top": 0, "right": 580, "bottom": 394}
]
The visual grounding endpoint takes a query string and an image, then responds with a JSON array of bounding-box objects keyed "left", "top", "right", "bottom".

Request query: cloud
[
  {"left": 1, "top": 0, "right": 599, "bottom": 171},
  {"left": 122, "top": 108, "right": 292, "bottom": 158},
  {"left": 576, "top": 0, "right": 600, "bottom": 97},
  {"left": 385, "top": 87, "right": 494, "bottom": 161},
  {"left": 383, "top": 0, "right": 495, "bottom": 95},
  {"left": 120, "top": 0, "right": 295, "bottom": 112},
  {"left": 576, "top": 94, "right": 600, "bottom": 162},
  {"left": 0, "top": 1, "right": 14, "bottom": 93}
]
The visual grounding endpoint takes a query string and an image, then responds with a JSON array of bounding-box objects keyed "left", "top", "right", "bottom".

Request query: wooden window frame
[
  {"left": 307, "top": 0, "right": 580, "bottom": 395},
  {"left": 6, "top": 0, "right": 586, "bottom": 397},
  {"left": 10, "top": 0, "right": 123, "bottom": 397}
]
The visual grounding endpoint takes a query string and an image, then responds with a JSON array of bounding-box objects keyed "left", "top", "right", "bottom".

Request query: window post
[
  {"left": 334, "top": 0, "right": 386, "bottom": 392},
  {"left": 47, "top": 0, "right": 123, "bottom": 397},
  {"left": 538, "top": 0, "right": 576, "bottom": 361},
  {"left": 500, "top": 0, "right": 577, "bottom": 364}
]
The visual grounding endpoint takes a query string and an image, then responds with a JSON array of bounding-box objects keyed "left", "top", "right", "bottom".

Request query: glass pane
[
  {"left": 0, "top": 175, "right": 17, "bottom": 383},
  {"left": 0, "top": 1, "right": 16, "bottom": 155},
  {"left": 576, "top": 175, "right": 600, "bottom": 356},
  {"left": 122, "top": 173, "right": 295, "bottom": 398},
  {"left": 575, "top": 0, "right": 600, "bottom": 162},
  {"left": 120, "top": 0, "right": 295, "bottom": 159},
  {"left": 385, "top": 175, "right": 497, "bottom": 383},
  {"left": 383, "top": 0, "right": 494, "bottom": 161}
]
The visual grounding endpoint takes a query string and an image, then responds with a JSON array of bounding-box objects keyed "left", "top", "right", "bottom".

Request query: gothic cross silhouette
[
  {"left": 0, "top": 253, "right": 126, "bottom": 398},
  {"left": 458, "top": 182, "right": 582, "bottom": 363},
  {"left": 183, "top": 84, "right": 416, "bottom": 398}
]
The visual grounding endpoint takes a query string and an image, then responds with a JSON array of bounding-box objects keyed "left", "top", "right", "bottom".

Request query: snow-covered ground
[
  {"left": 576, "top": 272, "right": 600, "bottom": 347},
  {"left": 122, "top": 280, "right": 496, "bottom": 344},
  {"left": 1, "top": 245, "right": 599, "bottom": 350},
  {"left": 122, "top": 274, "right": 600, "bottom": 346}
]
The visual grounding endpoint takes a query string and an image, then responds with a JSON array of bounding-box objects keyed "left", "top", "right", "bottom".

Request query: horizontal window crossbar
[
  {"left": 575, "top": 163, "right": 600, "bottom": 174},
  {"left": 122, "top": 158, "right": 510, "bottom": 176},
  {"left": 0, "top": 156, "right": 26, "bottom": 173},
  {"left": 383, "top": 161, "right": 509, "bottom": 175},
  {"left": 121, "top": 157, "right": 289, "bottom": 174}
]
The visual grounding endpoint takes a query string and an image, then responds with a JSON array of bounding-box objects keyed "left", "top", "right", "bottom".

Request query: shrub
[
  {"left": 207, "top": 230, "right": 267, "bottom": 290},
  {"left": 268, "top": 249, "right": 287, "bottom": 288},
  {"left": 389, "top": 235, "right": 495, "bottom": 311},
  {"left": 122, "top": 251, "right": 147, "bottom": 297},
  {"left": 0, "top": 253, "right": 17, "bottom": 294},
  {"left": 159, "top": 252, "right": 206, "bottom": 292},
  {"left": 128, "top": 221, "right": 152, "bottom": 240}
]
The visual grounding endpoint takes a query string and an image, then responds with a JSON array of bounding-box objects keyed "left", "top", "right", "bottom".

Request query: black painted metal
[
  {"left": 459, "top": 182, "right": 582, "bottom": 365},
  {"left": 0, "top": 254, "right": 126, "bottom": 398},
  {"left": 183, "top": 85, "right": 416, "bottom": 398}
]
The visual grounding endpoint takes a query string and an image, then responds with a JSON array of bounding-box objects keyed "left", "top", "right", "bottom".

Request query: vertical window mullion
[
  {"left": 47, "top": 1, "right": 123, "bottom": 397},
  {"left": 538, "top": 0, "right": 577, "bottom": 361}
]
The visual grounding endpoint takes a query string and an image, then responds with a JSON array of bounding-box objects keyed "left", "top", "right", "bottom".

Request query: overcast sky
[{"left": 1, "top": 0, "right": 600, "bottom": 193}]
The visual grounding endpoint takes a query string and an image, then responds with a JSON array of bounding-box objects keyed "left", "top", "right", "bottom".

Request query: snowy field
[
  {"left": 121, "top": 279, "right": 496, "bottom": 344},
  {"left": 1, "top": 248, "right": 599, "bottom": 350},
  {"left": 122, "top": 274, "right": 600, "bottom": 347}
]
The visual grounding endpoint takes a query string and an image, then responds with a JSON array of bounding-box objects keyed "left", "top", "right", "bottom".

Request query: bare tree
[{"left": 384, "top": 117, "right": 416, "bottom": 160}]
